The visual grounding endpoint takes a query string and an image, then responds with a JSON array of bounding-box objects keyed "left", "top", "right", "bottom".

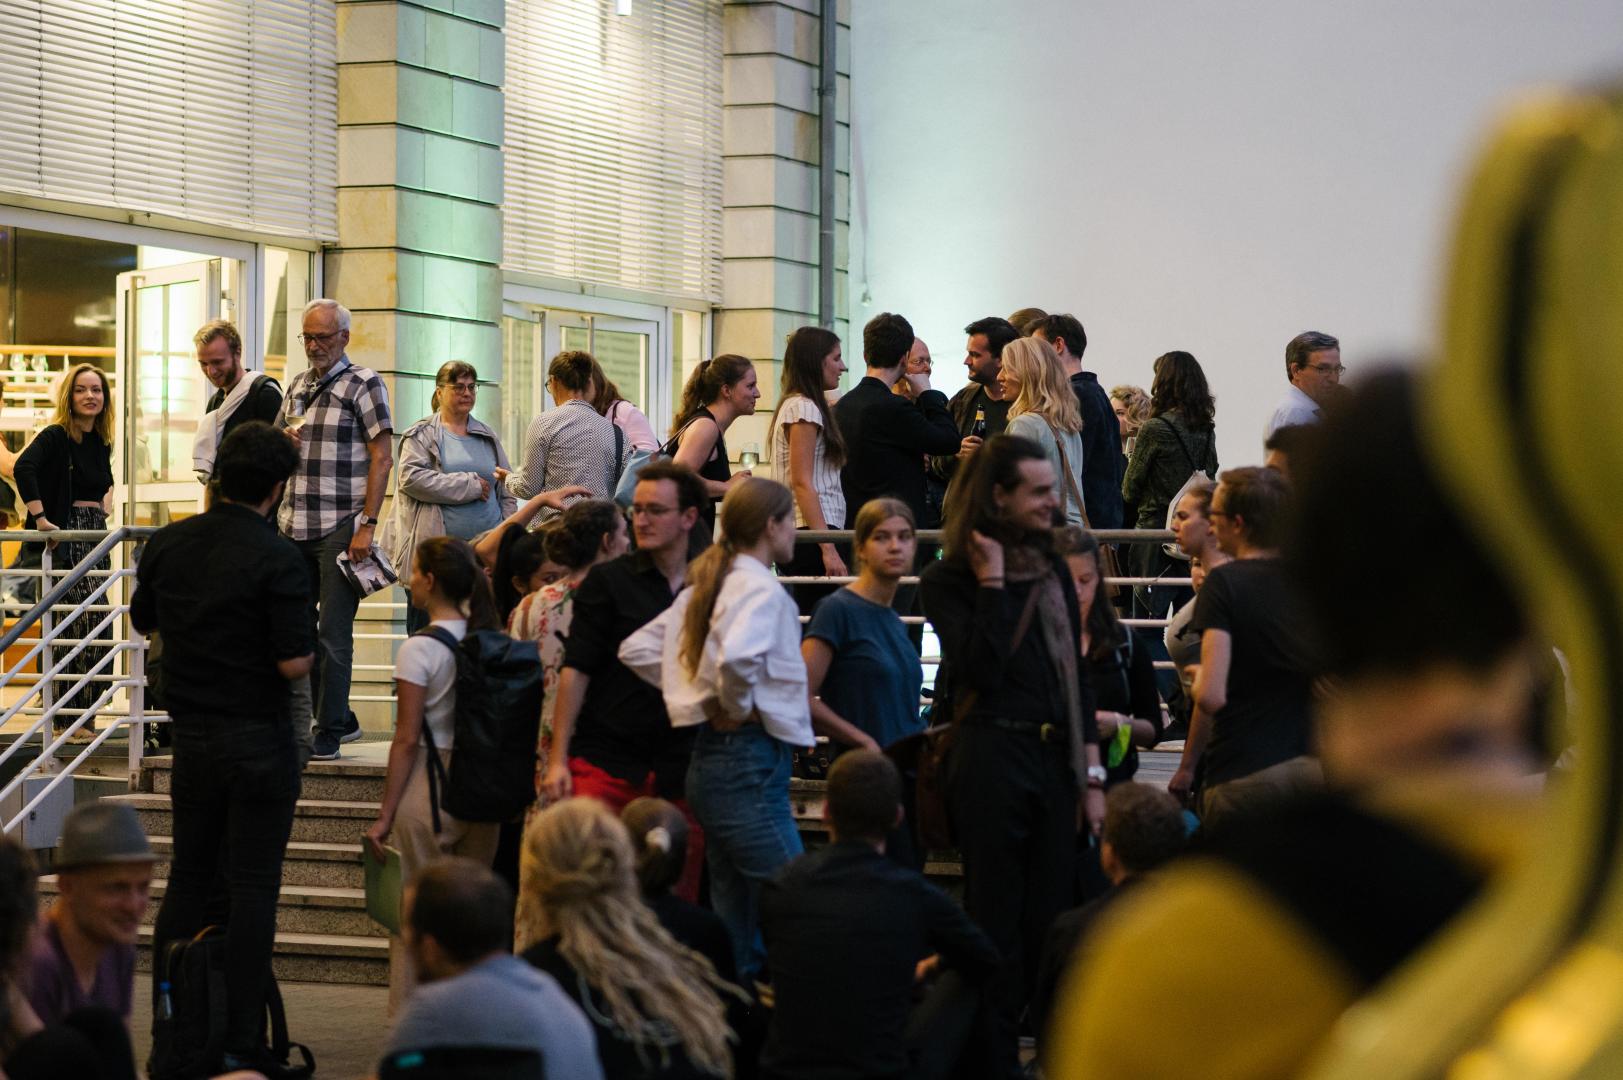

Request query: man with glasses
[
  {"left": 1265, "top": 330, "right": 1342, "bottom": 440},
  {"left": 278, "top": 298, "right": 394, "bottom": 761},
  {"left": 537, "top": 461, "right": 708, "bottom": 900}
]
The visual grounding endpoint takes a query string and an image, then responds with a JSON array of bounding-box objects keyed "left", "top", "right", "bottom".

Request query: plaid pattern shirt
[{"left": 277, "top": 355, "right": 393, "bottom": 540}]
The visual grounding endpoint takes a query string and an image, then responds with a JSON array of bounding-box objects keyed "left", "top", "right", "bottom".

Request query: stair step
[
  {"left": 136, "top": 927, "right": 388, "bottom": 987},
  {"left": 40, "top": 877, "right": 384, "bottom": 939},
  {"left": 143, "top": 755, "right": 388, "bottom": 803},
  {"left": 108, "top": 793, "right": 379, "bottom": 847},
  {"left": 144, "top": 836, "right": 366, "bottom": 890}
]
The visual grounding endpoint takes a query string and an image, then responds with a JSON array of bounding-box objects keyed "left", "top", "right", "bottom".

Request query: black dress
[{"left": 1089, "top": 630, "right": 1163, "bottom": 785}]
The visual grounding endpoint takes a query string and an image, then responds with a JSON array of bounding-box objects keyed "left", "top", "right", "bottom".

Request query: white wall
[{"left": 850, "top": 1, "right": 1621, "bottom": 469}]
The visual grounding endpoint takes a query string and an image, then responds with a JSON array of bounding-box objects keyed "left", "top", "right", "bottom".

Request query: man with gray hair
[
  {"left": 278, "top": 298, "right": 394, "bottom": 760},
  {"left": 1265, "top": 330, "right": 1342, "bottom": 439}
]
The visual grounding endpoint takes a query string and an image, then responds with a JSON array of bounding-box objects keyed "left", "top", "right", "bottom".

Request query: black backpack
[
  {"left": 148, "top": 926, "right": 315, "bottom": 1080},
  {"left": 418, "top": 626, "right": 544, "bottom": 828}
]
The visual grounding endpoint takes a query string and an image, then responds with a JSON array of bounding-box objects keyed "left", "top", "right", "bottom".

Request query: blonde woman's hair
[
  {"left": 1110, "top": 384, "right": 1152, "bottom": 435},
  {"left": 519, "top": 799, "right": 740, "bottom": 1077},
  {"left": 1002, "top": 336, "right": 1081, "bottom": 434},
  {"left": 850, "top": 497, "right": 914, "bottom": 572},
  {"left": 679, "top": 477, "right": 794, "bottom": 676},
  {"left": 52, "top": 363, "right": 113, "bottom": 445}
]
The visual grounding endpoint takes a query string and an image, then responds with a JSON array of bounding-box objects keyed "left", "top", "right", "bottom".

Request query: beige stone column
[{"left": 719, "top": 0, "right": 851, "bottom": 456}]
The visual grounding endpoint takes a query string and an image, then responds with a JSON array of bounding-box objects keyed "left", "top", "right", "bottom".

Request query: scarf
[
  {"left": 191, "top": 373, "right": 265, "bottom": 481},
  {"left": 1004, "top": 542, "right": 1091, "bottom": 789}
]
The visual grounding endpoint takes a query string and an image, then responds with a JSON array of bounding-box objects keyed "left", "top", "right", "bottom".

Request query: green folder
[{"left": 364, "top": 844, "right": 404, "bottom": 935}]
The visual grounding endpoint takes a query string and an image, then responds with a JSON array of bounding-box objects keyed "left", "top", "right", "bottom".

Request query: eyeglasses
[
  {"left": 630, "top": 503, "right": 676, "bottom": 518},
  {"left": 439, "top": 382, "right": 478, "bottom": 394},
  {"left": 297, "top": 330, "right": 343, "bottom": 345},
  {"left": 1306, "top": 362, "right": 1345, "bottom": 375}
]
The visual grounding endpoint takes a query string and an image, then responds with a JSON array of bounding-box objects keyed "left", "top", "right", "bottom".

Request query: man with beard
[
  {"left": 927, "top": 316, "right": 1020, "bottom": 502},
  {"left": 192, "top": 319, "right": 282, "bottom": 485}
]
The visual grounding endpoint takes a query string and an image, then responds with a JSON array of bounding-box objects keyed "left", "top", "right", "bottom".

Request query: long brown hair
[
  {"left": 413, "top": 536, "right": 500, "bottom": 631},
  {"left": 1054, "top": 525, "right": 1126, "bottom": 656},
  {"left": 587, "top": 356, "right": 627, "bottom": 414},
  {"left": 1149, "top": 351, "right": 1216, "bottom": 431},
  {"left": 672, "top": 355, "right": 752, "bottom": 436},
  {"left": 679, "top": 478, "right": 794, "bottom": 675},
  {"left": 53, "top": 363, "right": 113, "bottom": 445},
  {"left": 940, "top": 434, "right": 1051, "bottom": 567},
  {"left": 768, "top": 327, "right": 845, "bottom": 467},
  {"left": 519, "top": 799, "right": 740, "bottom": 1076}
]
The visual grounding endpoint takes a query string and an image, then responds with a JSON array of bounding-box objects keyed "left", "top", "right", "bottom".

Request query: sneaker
[
  {"left": 310, "top": 732, "right": 341, "bottom": 761},
  {"left": 339, "top": 710, "right": 363, "bottom": 744}
]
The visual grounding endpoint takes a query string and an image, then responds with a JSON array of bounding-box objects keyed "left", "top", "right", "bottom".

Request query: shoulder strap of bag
[
  {"left": 415, "top": 626, "right": 461, "bottom": 835},
  {"left": 1159, "top": 415, "right": 1200, "bottom": 472},
  {"left": 1051, "top": 428, "right": 1088, "bottom": 523},
  {"left": 264, "top": 978, "right": 317, "bottom": 1077},
  {"left": 951, "top": 583, "right": 1042, "bottom": 726}
]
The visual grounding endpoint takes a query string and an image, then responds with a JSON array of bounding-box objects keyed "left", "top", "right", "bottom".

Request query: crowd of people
[{"left": 0, "top": 294, "right": 1548, "bottom": 1080}]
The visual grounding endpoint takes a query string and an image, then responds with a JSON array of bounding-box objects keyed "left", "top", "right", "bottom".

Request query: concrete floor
[{"left": 130, "top": 981, "right": 391, "bottom": 1080}]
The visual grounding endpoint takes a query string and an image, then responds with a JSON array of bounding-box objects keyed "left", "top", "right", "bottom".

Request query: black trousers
[
  {"left": 151, "top": 713, "right": 300, "bottom": 1055},
  {"left": 946, "top": 723, "right": 1077, "bottom": 1080}
]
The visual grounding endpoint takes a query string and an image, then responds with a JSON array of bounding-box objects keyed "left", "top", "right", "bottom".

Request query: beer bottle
[{"left": 970, "top": 406, "right": 988, "bottom": 439}]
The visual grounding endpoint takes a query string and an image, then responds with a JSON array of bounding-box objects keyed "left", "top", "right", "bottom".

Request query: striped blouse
[{"left": 773, "top": 393, "right": 846, "bottom": 530}]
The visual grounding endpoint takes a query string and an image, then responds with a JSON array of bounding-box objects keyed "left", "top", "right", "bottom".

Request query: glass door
[
  {"left": 541, "top": 312, "right": 658, "bottom": 415},
  {"left": 114, "top": 261, "right": 223, "bottom": 526}
]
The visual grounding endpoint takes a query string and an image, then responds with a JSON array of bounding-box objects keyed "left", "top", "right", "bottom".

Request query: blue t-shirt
[
  {"left": 806, "top": 587, "right": 924, "bottom": 750},
  {"left": 438, "top": 430, "right": 503, "bottom": 539}
]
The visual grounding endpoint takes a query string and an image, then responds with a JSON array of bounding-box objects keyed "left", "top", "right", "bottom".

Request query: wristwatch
[
  {"left": 1086, "top": 765, "right": 1108, "bottom": 788},
  {"left": 358, "top": 514, "right": 379, "bottom": 527}
]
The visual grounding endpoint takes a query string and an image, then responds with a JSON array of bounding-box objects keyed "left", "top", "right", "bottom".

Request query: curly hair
[
  {"left": 1109, "top": 384, "right": 1151, "bottom": 438},
  {"left": 1148, "top": 351, "right": 1216, "bottom": 432},
  {"left": 520, "top": 799, "right": 741, "bottom": 1077}
]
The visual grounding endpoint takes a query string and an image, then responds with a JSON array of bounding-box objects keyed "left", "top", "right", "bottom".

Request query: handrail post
[
  {"left": 37, "top": 543, "right": 53, "bottom": 767},
  {"left": 127, "top": 636, "right": 145, "bottom": 791}
]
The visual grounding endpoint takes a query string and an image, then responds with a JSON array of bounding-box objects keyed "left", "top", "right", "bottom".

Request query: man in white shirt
[{"left": 1265, "top": 331, "right": 1342, "bottom": 440}]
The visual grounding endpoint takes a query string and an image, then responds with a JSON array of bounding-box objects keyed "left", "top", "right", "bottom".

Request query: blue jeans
[
  {"left": 685, "top": 725, "right": 802, "bottom": 983},
  {"left": 290, "top": 517, "right": 360, "bottom": 741}
]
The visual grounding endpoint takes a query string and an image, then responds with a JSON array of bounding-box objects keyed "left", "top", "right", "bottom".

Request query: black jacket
[
  {"left": 833, "top": 376, "right": 960, "bottom": 525},
  {"left": 14, "top": 424, "right": 113, "bottom": 531},
  {"left": 1072, "top": 371, "right": 1125, "bottom": 530}
]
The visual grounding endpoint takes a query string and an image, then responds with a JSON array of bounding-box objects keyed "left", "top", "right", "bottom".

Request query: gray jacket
[{"left": 381, "top": 413, "right": 517, "bottom": 572}]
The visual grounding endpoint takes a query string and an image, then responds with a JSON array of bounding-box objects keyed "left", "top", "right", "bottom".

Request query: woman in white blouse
[
  {"left": 618, "top": 477, "right": 808, "bottom": 984},
  {"left": 771, "top": 327, "right": 848, "bottom": 611},
  {"left": 999, "top": 335, "right": 1088, "bottom": 526}
]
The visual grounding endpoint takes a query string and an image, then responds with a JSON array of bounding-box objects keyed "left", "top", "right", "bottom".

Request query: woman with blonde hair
[
  {"left": 15, "top": 363, "right": 115, "bottom": 741},
  {"left": 519, "top": 798, "right": 740, "bottom": 1079},
  {"left": 998, "top": 336, "right": 1086, "bottom": 526},
  {"left": 619, "top": 477, "right": 809, "bottom": 983}
]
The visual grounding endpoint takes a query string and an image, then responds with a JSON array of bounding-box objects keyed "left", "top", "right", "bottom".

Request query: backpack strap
[
  {"left": 1158, "top": 415, "right": 1201, "bottom": 472},
  {"left": 414, "top": 626, "right": 461, "bottom": 835},
  {"left": 264, "top": 978, "right": 317, "bottom": 1077}
]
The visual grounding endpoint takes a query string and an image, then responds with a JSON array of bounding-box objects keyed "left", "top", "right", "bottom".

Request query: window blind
[
  {"left": 505, "top": 1, "right": 723, "bottom": 304},
  {"left": 0, "top": 0, "right": 338, "bottom": 242}
]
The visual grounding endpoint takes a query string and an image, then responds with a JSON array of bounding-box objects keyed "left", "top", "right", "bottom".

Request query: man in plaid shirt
[{"left": 278, "top": 298, "right": 394, "bottom": 761}]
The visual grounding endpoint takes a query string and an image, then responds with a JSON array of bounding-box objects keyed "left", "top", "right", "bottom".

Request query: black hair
[
  {"left": 862, "top": 312, "right": 915, "bottom": 370},
  {"left": 1149, "top": 351, "right": 1216, "bottom": 431},
  {"left": 1286, "top": 369, "right": 1527, "bottom": 680},
  {"left": 635, "top": 460, "right": 708, "bottom": 515},
  {"left": 1264, "top": 423, "right": 1313, "bottom": 456},
  {"left": 825, "top": 750, "right": 901, "bottom": 842},
  {"left": 492, "top": 527, "right": 547, "bottom": 623},
  {"left": 408, "top": 857, "right": 514, "bottom": 964},
  {"left": 1035, "top": 313, "right": 1088, "bottom": 359},
  {"left": 413, "top": 536, "right": 501, "bottom": 632},
  {"left": 1103, "top": 783, "right": 1187, "bottom": 875},
  {"left": 1285, "top": 331, "right": 1340, "bottom": 378},
  {"left": 1053, "top": 525, "right": 1127, "bottom": 657},
  {"left": 964, "top": 316, "right": 1019, "bottom": 360},
  {"left": 544, "top": 499, "right": 624, "bottom": 570},
  {"left": 214, "top": 421, "right": 300, "bottom": 504},
  {"left": 940, "top": 433, "right": 1052, "bottom": 566}
]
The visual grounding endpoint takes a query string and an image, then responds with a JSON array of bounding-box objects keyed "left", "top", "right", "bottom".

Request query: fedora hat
[{"left": 54, "top": 801, "right": 155, "bottom": 871}]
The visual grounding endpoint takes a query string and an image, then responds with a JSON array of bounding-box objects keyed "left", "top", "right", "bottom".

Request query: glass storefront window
[
  {"left": 263, "top": 247, "right": 314, "bottom": 386},
  {"left": 501, "top": 314, "right": 541, "bottom": 454}
]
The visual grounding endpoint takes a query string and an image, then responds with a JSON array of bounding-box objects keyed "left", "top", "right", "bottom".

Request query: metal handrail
[{"left": 0, "top": 528, "right": 154, "bottom": 653}]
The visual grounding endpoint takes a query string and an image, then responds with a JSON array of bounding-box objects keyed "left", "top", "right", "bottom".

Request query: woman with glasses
[{"left": 383, "top": 360, "right": 516, "bottom": 633}]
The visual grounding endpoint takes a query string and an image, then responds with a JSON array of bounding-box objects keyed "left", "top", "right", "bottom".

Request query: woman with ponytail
[
  {"left": 669, "top": 355, "right": 760, "bottom": 539},
  {"left": 364, "top": 535, "right": 502, "bottom": 1009},
  {"left": 619, "top": 478, "right": 810, "bottom": 983},
  {"left": 519, "top": 799, "right": 742, "bottom": 1079}
]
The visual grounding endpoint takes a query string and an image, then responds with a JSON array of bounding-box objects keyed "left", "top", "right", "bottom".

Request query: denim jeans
[
  {"left": 290, "top": 516, "right": 359, "bottom": 740},
  {"left": 151, "top": 713, "right": 300, "bottom": 1055},
  {"left": 685, "top": 725, "right": 802, "bottom": 983}
]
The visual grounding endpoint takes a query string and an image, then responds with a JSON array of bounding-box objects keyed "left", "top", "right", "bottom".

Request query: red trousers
[{"left": 568, "top": 756, "right": 704, "bottom": 902}]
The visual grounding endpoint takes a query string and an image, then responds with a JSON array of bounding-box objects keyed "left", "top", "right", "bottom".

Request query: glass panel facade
[
  {"left": 501, "top": 314, "right": 540, "bottom": 454},
  {"left": 263, "top": 247, "right": 314, "bottom": 386},
  {"left": 130, "top": 272, "right": 206, "bottom": 486}
]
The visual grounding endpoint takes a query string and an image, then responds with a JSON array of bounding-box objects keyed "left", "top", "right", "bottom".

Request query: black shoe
[
  {"left": 339, "top": 710, "right": 363, "bottom": 744},
  {"left": 311, "top": 732, "right": 341, "bottom": 761}
]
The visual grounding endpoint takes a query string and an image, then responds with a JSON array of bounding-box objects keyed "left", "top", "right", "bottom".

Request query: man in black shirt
[
  {"left": 926, "top": 315, "right": 1019, "bottom": 500},
  {"left": 1032, "top": 313, "right": 1124, "bottom": 529},
  {"left": 132, "top": 421, "right": 312, "bottom": 1072},
  {"left": 761, "top": 751, "right": 998, "bottom": 1080},
  {"left": 541, "top": 461, "right": 708, "bottom": 898},
  {"left": 1172, "top": 466, "right": 1319, "bottom": 826},
  {"left": 835, "top": 312, "right": 961, "bottom": 525}
]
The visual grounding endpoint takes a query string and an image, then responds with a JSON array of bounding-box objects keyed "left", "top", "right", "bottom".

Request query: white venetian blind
[
  {"left": 0, "top": 0, "right": 338, "bottom": 241},
  {"left": 505, "top": 1, "right": 723, "bottom": 303}
]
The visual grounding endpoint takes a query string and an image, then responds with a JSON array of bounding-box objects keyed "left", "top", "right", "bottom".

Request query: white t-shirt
[
  {"left": 772, "top": 392, "right": 846, "bottom": 529},
  {"left": 393, "top": 619, "right": 468, "bottom": 748}
]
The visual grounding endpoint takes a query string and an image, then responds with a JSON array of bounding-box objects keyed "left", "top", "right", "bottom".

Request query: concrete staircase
[{"left": 40, "top": 755, "right": 390, "bottom": 986}]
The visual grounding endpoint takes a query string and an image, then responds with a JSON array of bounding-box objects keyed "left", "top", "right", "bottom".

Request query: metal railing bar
[
  {"left": 0, "top": 677, "right": 126, "bottom": 819},
  {"left": 0, "top": 529, "right": 134, "bottom": 653},
  {"left": 0, "top": 606, "right": 126, "bottom": 726},
  {"left": 0, "top": 641, "right": 129, "bottom": 770},
  {"left": 1, "top": 685, "right": 131, "bottom": 832}
]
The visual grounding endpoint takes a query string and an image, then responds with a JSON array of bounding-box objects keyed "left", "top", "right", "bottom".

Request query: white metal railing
[{"left": 0, "top": 528, "right": 161, "bottom": 838}]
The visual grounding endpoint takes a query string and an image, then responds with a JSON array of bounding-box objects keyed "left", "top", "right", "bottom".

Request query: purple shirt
[{"left": 26, "top": 917, "right": 134, "bottom": 1025}]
